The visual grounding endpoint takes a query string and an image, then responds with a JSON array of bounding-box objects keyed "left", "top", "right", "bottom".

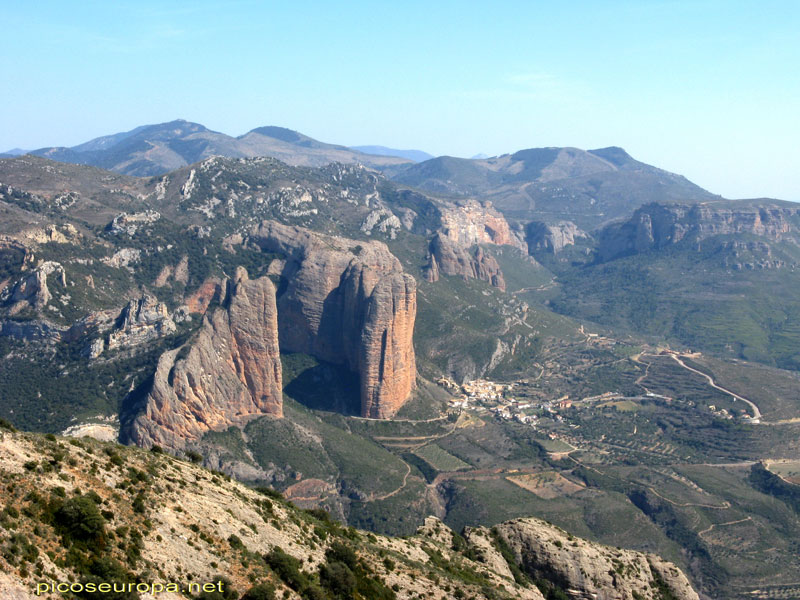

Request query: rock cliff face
[
  {"left": 492, "top": 517, "right": 699, "bottom": 600},
  {"left": 526, "top": 220, "right": 587, "bottom": 254},
  {"left": 439, "top": 199, "right": 523, "bottom": 248},
  {"left": 126, "top": 268, "right": 282, "bottom": 449},
  {"left": 249, "top": 221, "right": 416, "bottom": 418},
  {"left": 598, "top": 202, "right": 800, "bottom": 262},
  {"left": 424, "top": 233, "right": 506, "bottom": 291}
]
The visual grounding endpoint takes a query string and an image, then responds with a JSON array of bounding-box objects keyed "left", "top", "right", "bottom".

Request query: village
[{"left": 436, "top": 376, "right": 574, "bottom": 428}]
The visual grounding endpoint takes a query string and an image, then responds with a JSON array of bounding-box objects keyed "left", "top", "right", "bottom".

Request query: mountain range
[
  {"left": 6, "top": 119, "right": 733, "bottom": 230},
  {"left": 17, "top": 120, "right": 412, "bottom": 176}
]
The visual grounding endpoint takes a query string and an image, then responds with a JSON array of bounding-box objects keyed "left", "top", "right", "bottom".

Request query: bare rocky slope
[{"left": 0, "top": 428, "right": 699, "bottom": 600}]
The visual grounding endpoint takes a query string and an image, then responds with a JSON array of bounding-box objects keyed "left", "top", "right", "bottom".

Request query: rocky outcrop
[
  {"left": 526, "top": 220, "right": 587, "bottom": 254},
  {"left": 5, "top": 261, "right": 65, "bottom": 314},
  {"left": 492, "top": 517, "right": 699, "bottom": 600},
  {"left": 439, "top": 199, "right": 524, "bottom": 249},
  {"left": 598, "top": 202, "right": 800, "bottom": 262},
  {"left": 424, "top": 233, "right": 506, "bottom": 291},
  {"left": 126, "top": 268, "right": 282, "bottom": 449},
  {"left": 107, "top": 210, "right": 160, "bottom": 235},
  {"left": 105, "top": 294, "right": 176, "bottom": 352},
  {"left": 249, "top": 221, "right": 416, "bottom": 418}
]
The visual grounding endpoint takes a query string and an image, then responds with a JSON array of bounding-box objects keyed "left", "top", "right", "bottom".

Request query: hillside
[{"left": 0, "top": 427, "right": 699, "bottom": 600}]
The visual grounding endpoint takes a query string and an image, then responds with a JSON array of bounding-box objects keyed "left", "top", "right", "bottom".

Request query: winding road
[{"left": 668, "top": 353, "right": 762, "bottom": 421}]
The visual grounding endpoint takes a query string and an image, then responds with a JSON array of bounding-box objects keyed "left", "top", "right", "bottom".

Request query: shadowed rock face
[
  {"left": 126, "top": 267, "right": 282, "bottom": 449},
  {"left": 424, "top": 232, "right": 506, "bottom": 291},
  {"left": 249, "top": 221, "right": 416, "bottom": 418}
]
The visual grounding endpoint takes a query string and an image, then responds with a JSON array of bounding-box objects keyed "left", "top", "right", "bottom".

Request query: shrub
[
  {"left": 228, "top": 534, "right": 244, "bottom": 550},
  {"left": 242, "top": 582, "right": 277, "bottom": 600},
  {"left": 185, "top": 450, "right": 203, "bottom": 464},
  {"left": 54, "top": 495, "right": 106, "bottom": 542},
  {"left": 264, "top": 547, "right": 308, "bottom": 592},
  {"left": 319, "top": 560, "right": 356, "bottom": 598}
]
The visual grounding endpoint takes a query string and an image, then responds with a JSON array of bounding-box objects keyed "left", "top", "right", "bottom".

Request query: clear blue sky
[{"left": 3, "top": 0, "right": 799, "bottom": 200}]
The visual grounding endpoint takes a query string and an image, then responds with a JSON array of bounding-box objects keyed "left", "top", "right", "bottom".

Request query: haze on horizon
[{"left": 3, "top": 0, "right": 799, "bottom": 201}]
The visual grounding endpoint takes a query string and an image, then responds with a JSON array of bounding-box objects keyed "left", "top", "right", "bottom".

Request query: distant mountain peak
[{"left": 247, "top": 126, "right": 304, "bottom": 143}]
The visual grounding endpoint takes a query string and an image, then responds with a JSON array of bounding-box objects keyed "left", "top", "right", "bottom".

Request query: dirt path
[
  {"left": 371, "top": 461, "right": 412, "bottom": 501},
  {"left": 644, "top": 485, "right": 730, "bottom": 509},
  {"left": 668, "top": 354, "right": 762, "bottom": 420},
  {"left": 698, "top": 517, "right": 752, "bottom": 538}
]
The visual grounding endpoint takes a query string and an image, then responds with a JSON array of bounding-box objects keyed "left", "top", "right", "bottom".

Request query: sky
[{"left": 2, "top": 0, "right": 799, "bottom": 200}]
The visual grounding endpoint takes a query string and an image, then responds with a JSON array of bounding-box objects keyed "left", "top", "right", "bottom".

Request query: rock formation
[
  {"left": 126, "top": 268, "right": 282, "bottom": 449},
  {"left": 526, "top": 220, "right": 587, "bottom": 254},
  {"left": 490, "top": 517, "right": 699, "bottom": 600},
  {"left": 598, "top": 202, "right": 800, "bottom": 262},
  {"left": 5, "top": 261, "right": 65, "bottom": 314},
  {"left": 249, "top": 221, "right": 416, "bottom": 418},
  {"left": 106, "top": 294, "right": 176, "bottom": 352},
  {"left": 439, "top": 199, "right": 524, "bottom": 249},
  {"left": 424, "top": 232, "right": 506, "bottom": 291}
]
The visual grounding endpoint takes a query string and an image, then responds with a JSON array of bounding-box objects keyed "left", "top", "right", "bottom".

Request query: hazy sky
[{"left": 3, "top": 1, "right": 799, "bottom": 200}]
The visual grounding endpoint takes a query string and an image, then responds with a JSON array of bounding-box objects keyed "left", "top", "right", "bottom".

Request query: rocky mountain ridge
[
  {"left": 390, "top": 146, "right": 719, "bottom": 229},
  {"left": 0, "top": 428, "right": 700, "bottom": 600},
  {"left": 27, "top": 120, "right": 410, "bottom": 176}
]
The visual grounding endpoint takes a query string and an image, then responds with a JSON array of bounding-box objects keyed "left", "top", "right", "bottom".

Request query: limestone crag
[
  {"left": 526, "top": 220, "right": 588, "bottom": 254},
  {"left": 439, "top": 199, "right": 524, "bottom": 249},
  {"left": 105, "top": 294, "right": 176, "bottom": 352},
  {"left": 126, "top": 268, "right": 282, "bottom": 449},
  {"left": 492, "top": 517, "right": 699, "bottom": 600},
  {"left": 424, "top": 233, "right": 506, "bottom": 290},
  {"left": 249, "top": 221, "right": 416, "bottom": 418},
  {"left": 598, "top": 202, "right": 800, "bottom": 261},
  {"left": 5, "top": 261, "right": 65, "bottom": 314}
]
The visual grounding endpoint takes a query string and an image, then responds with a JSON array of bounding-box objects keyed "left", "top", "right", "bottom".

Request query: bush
[
  {"left": 242, "top": 583, "right": 276, "bottom": 600},
  {"left": 325, "top": 542, "right": 357, "bottom": 571},
  {"left": 54, "top": 495, "right": 106, "bottom": 542},
  {"left": 185, "top": 450, "right": 203, "bottom": 464},
  {"left": 254, "top": 486, "right": 283, "bottom": 500},
  {"left": 319, "top": 561, "right": 356, "bottom": 598},
  {"left": 228, "top": 534, "right": 244, "bottom": 550},
  {"left": 265, "top": 547, "right": 309, "bottom": 592}
]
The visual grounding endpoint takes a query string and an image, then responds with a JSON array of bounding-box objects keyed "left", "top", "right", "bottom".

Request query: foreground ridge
[{"left": 0, "top": 428, "right": 698, "bottom": 599}]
